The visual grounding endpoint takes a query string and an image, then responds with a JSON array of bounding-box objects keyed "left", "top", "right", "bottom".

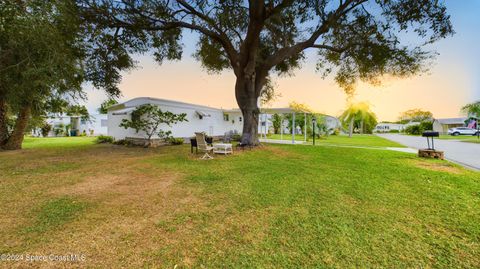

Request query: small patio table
[{"left": 213, "top": 143, "right": 233, "bottom": 155}]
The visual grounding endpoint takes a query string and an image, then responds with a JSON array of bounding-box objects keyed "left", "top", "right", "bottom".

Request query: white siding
[{"left": 107, "top": 97, "right": 243, "bottom": 140}]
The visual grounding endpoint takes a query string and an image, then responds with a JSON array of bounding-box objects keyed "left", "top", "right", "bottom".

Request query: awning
[
  {"left": 196, "top": 110, "right": 211, "bottom": 117},
  {"left": 112, "top": 107, "right": 136, "bottom": 115}
]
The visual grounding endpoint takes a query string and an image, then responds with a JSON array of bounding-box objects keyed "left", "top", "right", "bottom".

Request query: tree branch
[
  {"left": 259, "top": 0, "right": 363, "bottom": 72},
  {"left": 311, "top": 44, "right": 347, "bottom": 53}
]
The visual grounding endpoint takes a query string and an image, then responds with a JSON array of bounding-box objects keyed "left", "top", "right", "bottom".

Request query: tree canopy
[
  {"left": 77, "top": 0, "right": 453, "bottom": 145},
  {"left": 98, "top": 98, "right": 119, "bottom": 114},
  {"left": 399, "top": 108, "right": 433, "bottom": 123},
  {"left": 461, "top": 101, "right": 480, "bottom": 119},
  {"left": 0, "top": 0, "right": 86, "bottom": 149}
]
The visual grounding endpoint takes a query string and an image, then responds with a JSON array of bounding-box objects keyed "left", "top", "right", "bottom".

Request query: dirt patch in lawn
[
  {"left": 19, "top": 168, "right": 196, "bottom": 268},
  {"left": 409, "top": 159, "right": 464, "bottom": 174}
]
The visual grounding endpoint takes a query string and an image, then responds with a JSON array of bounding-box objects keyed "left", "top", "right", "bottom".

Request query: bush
[
  {"left": 112, "top": 139, "right": 130, "bottom": 146},
  {"left": 169, "top": 137, "right": 184, "bottom": 145},
  {"left": 389, "top": 129, "right": 399, "bottom": 133},
  {"left": 231, "top": 134, "right": 242, "bottom": 142},
  {"left": 420, "top": 121, "right": 433, "bottom": 131},
  {"left": 404, "top": 121, "right": 434, "bottom": 135},
  {"left": 40, "top": 123, "right": 52, "bottom": 137},
  {"left": 404, "top": 125, "right": 422, "bottom": 135},
  {"left": 96, "top": 135, "right": 114, "bottom": 143}
]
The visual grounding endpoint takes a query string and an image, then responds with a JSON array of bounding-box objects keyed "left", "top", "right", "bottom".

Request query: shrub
[
  {"left": 231, "top": 134, "right": 242, "bottom": 142},
  {"left": 404, "top": 125, "right": 421, "bottom": 135},
  {"left": 112, "top": 139, "right": 130, "bottom": 146},
  {"left": 96, "top": 135, "right": 114, "bottom": 143},
  {"left": 405, "top": 121, "right": 433, "bottom": 135},
  {"left": 40, "top": 123, "right": 52, "bottom": 137},
  {"left": 119, "top": 104, "right": 187, "bottom": 147},
  {"left": 169, "top": 137, "right": 184, "bottom": 145},
  {"left": 389, "top": 129, "right": 399, "bottom": 133},
  {"left": 420, "top": 121, "right": 433, "bottom": 131}
]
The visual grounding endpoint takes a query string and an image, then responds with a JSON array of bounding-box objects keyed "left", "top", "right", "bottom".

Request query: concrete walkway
[{"left": 378, "top": 134, "right": 480, "bottom": 171}]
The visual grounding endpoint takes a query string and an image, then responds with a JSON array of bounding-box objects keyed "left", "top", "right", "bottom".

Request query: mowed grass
[
  {"left": 438, "top": 134, "right": 480, "bottom": 143},
  {"left": 22, "top": 136, "right": 97, "bottom": 149},
  {"left": 267, "top": 133, "right": 405, "bottom": 148},
  {"left": 0, "top": 137, "right": 479, "bottom": 268}
]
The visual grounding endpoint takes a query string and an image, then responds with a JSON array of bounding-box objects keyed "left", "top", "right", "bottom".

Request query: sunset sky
[{"left": 85, "top": 0, "right": 479, "bottom": 122}]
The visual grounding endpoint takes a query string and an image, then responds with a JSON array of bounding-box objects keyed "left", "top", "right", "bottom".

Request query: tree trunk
[
  {"left": 348, "top": 117, "right": 354, "bottom": 138},
  {"left": 235, "top": 75, "right": 261, "bottom": 145},
  {"left": 3, "top": 104, "right": 31, "bottom": 150},
  {"left": 0, "top": 95, "right": 8, "bottom": 146},
  {"left": 360, "top": 119, "right": 364, "bottom": 134}
]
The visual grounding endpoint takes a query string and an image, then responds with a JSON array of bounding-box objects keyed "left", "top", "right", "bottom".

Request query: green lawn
[
  {"left": 438, "top": 134, "right": 480, "bottom": 143},
  {"left": 0, "top": 137, "right": 479, "bottom": 268},
  {"left": 22, "top": 136, "right": 97, "bottom": 149},
  {"left": 266, "top": 133, "right": 405, "bottom": 148}
]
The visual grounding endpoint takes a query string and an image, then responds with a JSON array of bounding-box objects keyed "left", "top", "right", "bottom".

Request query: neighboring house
[
  {"left": 107, "top": 97, "right": 244, "bottom": 140},
  {"left": 256, "top": 108, "right": 341, "bottom": 137},
  {"left": 374, "top": 121, "right": 421, "bottom": 133},
  {"left": 433, "top": 117, "right": 468, "bottom": 134},
  {"left": 375, "top": 123, "right": 405, "bottom": 133},
  {"left": 39, "top": 114, "right": 108, "bottom": 137}
]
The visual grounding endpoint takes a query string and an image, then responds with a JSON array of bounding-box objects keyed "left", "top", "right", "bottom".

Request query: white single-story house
[
  {"left": 107, "top": 97, "right": 341, "bottom": 143},
  {"left": 107, "top": 97, "right": 244, "bottom": 140},
  {"left": 374, "top": 121, "right": 421, "bottom": 133},
  {"left": 375, "top": 122, "right": 405, "bottom": 133},
  {"left": 33, "top": 114, "right": 108, "bottom": 137},
  {"left": 433, "top": 117, "right": 468, "bottom": 134}
]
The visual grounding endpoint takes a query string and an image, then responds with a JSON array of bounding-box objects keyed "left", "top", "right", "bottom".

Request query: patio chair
[{"left": 195, "top": 132, "right": 214, "bottom": 159}]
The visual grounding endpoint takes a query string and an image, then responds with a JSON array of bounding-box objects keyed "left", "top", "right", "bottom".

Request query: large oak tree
[{"left": 78, "top": 0, "right": 453, "bottom": 145}]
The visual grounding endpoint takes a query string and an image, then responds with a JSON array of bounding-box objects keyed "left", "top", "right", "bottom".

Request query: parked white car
[{"left": 448, "top": 127, "right": 479, "bottom": 136}]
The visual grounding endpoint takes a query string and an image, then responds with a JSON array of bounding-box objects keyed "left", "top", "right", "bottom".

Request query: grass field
[
  {"left": 438, "top": 134, "right": 480, "bottom": 143},
  {"left": 1, "top": 136, "right": 479, "bottom": 268},
  {"left": 266, "top": 134, "right": 405, "bottom": 148}
]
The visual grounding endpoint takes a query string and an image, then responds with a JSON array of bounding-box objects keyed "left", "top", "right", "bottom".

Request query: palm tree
[{"left": 340, "top": 102, "right": 377, "bottom": 137}]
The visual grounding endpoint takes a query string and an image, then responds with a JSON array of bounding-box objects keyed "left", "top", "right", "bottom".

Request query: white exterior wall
[
  {"left": 375, "top": 123, "right": 405, "bottom": 132},
  {"left": 108, "top": 97, "right": 243, "bottom": 140},
  {"left": 78, "top": 114, "right": 108, "bottom": 136},
  {"left": 42, "top": 114, "right": 107, "bottom": 136}
]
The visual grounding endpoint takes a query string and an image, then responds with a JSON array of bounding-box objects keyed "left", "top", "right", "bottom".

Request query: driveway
[{"left": 378, "top": 134, "right": 480, "bottom": 171}]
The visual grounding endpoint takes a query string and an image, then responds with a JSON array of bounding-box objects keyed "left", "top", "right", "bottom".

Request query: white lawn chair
[{"left": 195, "top": 132, "right": 214, "bottom": 159}]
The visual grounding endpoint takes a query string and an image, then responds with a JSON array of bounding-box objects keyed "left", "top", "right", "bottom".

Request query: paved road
[{"left": 378, "top": 134, "right": 480, "bottom": 170}]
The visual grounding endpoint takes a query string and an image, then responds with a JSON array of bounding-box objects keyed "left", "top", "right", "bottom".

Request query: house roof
[
  {"left": 110, "top": 97, "right": 229, "bottom": 112},
  {"left": 112, "top": 107, "right": 136, "bottom": 115},
  {"left": 434, "top": 117, "right": 467, "bottom": 124},
  {"left": 109, "top": 97, "right": 337, "bottom": 119}
]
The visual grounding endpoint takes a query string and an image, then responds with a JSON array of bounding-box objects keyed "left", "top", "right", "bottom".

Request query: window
[
  {"left": 101, "top": 119, "right": 108, "bottom": 127},
  {"left": 223, "top": 114, "right": 229, "bottom": 121},
  {"left": 239, "top": 117, "right": 242, "bottom": 122}
]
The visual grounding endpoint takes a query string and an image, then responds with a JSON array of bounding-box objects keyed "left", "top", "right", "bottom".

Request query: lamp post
[{"left": 312, "top": 117, "right": 317, "bottom": 146}]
